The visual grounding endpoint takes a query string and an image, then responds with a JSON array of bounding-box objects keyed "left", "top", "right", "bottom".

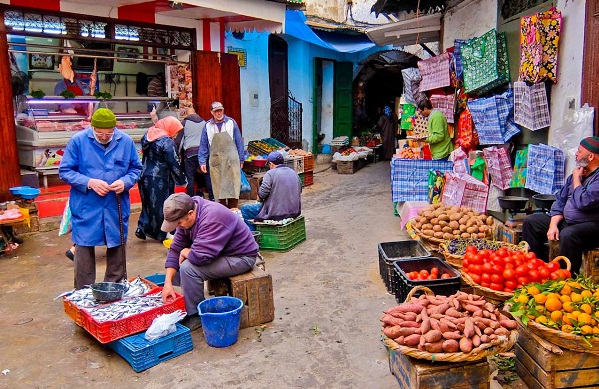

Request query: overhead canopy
[
  {"left": 371, "top": 0, "right": 446, "bottom": 16},
  {"left": 284, "top": 10, "right": 376, "bottom": 53},
  {"left": 365, "top": 13, "right": 441, "bottom": 47}
]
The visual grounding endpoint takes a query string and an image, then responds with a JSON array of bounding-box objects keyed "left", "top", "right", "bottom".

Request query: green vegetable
[
  {"left": 93, "top": 91, "right": 112, "bottom": 100},
  {"left": 59, "top": 90, "right": 76, "bottom": 99},
  {"left": 30, "top": 89, "right": 46, "bottom": 99}
]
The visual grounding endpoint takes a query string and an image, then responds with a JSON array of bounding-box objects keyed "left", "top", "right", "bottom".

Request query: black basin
[
  {"left": 498, "top": 196, "right": 529, "bottom": 211},
  {"left": 90, "top": 282, "right": 126, "bottom": 302},
  {"left": 533, "top": 194, "right": 556, "bottom": 210}
]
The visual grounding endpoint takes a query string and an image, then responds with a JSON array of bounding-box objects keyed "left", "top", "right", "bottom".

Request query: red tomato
[
  {"left": 419, "top": 269, "right": 429, "bottom": 277},
  {"left": 549, "top": 272, "right": 560, "bottom": 280},
  {"left": 546, "top": 261, "right": 560, "bottom": 272},
  {"left": 481, "top": 273, "right": 491, "bottom": 283},
  {"left": 464, "top": 252, "right": 476, "bottom": 263},
  {"left": 417, "top": 274, "right": 425, "bottom": 280},
  {"left": 490, "top": 273, "right": 504, "bottom": 284},
  {"left": 466, "top": 246, "right": 478, "bottom": 254},
  {"left": 490, "top": 282, "right": 503, "bottom": 291},
  {"left": 504, "top": 288, "right": 514, "bottom": 293},
  {"left": 427, "top": 274, "right": 436, "bottom": 280},
  {"left": 470, "top": 273, "right": 482, "bottom": 284},
  {"left": 472, "top": 253, "right": 484, "bottom": 265},
  {"left": 538, "top": 267, "right": 551, "bottom": 281},
  {"left": 504, "top": 263, "right": 515, "bottom": 271},
  {"left": 469, "top": 264, "right": 483, "bottom": 275},
  {"left": 482, "top": 263, "right": 493, "bottom": 273},
  {"left": 441, "top": 273, "right": 451, "bottom": 279},
  {"left": 517, "top": 276, "right": 530, "bottom": 286},
  {"left": 492, "top": 264, "right": 504, "bottom": 274},
  {"left": 503, "top": 268, "right": 516, "bottom": 280},
  {"left": 430, "top": 267, "right": 439, "bottom": 276},
  {"left": 515, "top": 265, "right": 528, "bottom": 277},
  {"left": 496, "top": 247, "right": 508, "bottom": 258},
  {"left": 526, "top": 261, "right": 537, "bottom": 270},
  {"left": 462, "top": 258, "right": 470, "bottom": 268},
  {"left": 504, "top": 280, "right": 518, "bottom": 290},
  {"left": 529, "top": 270, "right": 542, "bottom": 282},
  {"left": 526, "top": 252, "right": 537, "bottom": 260},
  {"left": 480, "top": 281, "right": 491, "bottom": 288}
]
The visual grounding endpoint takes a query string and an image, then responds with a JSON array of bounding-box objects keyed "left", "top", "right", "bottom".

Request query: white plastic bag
[{"left": 145, "top": 310, "right": 187, "bottom": 341}]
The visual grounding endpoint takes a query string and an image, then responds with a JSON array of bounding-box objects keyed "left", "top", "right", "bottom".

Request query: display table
[
  {"left": 0, "top": 217, "right": 27, "bottom": 256},
  {"left": 368, "top": 145, "right": 381, "bottom": 164}
]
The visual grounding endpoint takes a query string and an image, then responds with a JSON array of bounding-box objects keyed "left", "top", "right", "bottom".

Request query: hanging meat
[
  {"left": 88, "top": 58, "right": 97, "bottom": 96},
  {"left": 58, "top": 56, "right": 74, "bottom": 83}
]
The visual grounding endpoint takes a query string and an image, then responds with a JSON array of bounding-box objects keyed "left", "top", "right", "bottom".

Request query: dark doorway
[{"left": 268, "top": 35, "right": 290, "bottom": 144}]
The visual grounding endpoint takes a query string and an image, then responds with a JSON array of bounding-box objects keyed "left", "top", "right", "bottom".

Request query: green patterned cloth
[
  {"left": 462, "top": 29, "right": 510, "bottom": 95},
  {"left": 400, "top": 104, "right": 416, "bottom": 130}
]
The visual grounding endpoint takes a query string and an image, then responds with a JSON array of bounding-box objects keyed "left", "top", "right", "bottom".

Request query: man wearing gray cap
[
  {"left": 240, "top": 151, "right": 302, "bottom": 231},
  {"left": 160, "top": 193, "right": 258, "bottom": 330},
  {"left": 198, "top": 101, "right": 245, "bottom": 209}
]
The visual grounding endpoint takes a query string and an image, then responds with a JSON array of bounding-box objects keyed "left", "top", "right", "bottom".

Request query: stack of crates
[
  {"left": 377, "top": 241, "right": 430, "bottom": 294},
  {"left": 302, "top": 153, "right": 314, "bottom": 186}
]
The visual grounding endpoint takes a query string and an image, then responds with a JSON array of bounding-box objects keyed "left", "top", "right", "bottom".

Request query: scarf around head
[
  {"left": 146, "top": 116, "right": 183, "bottom": 142},
  {"left": 384, "top": 106, "right": 392, "bottom": 117}
]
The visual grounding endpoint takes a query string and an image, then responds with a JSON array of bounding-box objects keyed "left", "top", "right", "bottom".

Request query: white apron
[{"left": 209, "top": 130, "right": 240, "bottom": 199}]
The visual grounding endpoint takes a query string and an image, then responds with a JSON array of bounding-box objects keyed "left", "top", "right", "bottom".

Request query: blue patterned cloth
[
  {"left": 525, "top": 144, "right": 565, "bottom": 194},
  {"left": 468, "top": 89, "right": 520, "bottom": 145},
  {"left": 453, "top": 39, "right": 470, "bottom": 78},
  {"left": 391, "top": 159, "right": 454, "bottom": 202}
]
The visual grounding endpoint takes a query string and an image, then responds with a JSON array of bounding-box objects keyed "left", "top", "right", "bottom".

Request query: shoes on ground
[
  {"left": 180, "top": 314, "right": 202, "bottom": 332},
  {"left": 65, "top": 249, "right": 74, "bottom": 261},
  {"left": 12, "top": 236, "right": 23, "bottom": 244},
  {"left": 135, "top": 227, "right": 146, "bottom": 240}
]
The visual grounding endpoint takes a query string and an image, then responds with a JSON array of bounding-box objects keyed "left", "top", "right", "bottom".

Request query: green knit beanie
[{"left": 91, "top": 108, "right": 117, "bottom": 129}]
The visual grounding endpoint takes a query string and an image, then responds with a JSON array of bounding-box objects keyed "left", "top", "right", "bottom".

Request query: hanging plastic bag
[
  {"left": 145, "top": 310, "right": 187, "bottom": 341},
  {"left": 58, "top": 199, "right": 72, "bottom": 236},
  {"left": 241, "top": 169, "right": 251, "bottom": 194}
]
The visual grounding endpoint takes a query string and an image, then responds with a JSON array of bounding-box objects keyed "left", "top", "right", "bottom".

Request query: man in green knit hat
[{"left": 59, "top": 108, "right": 142, "bottom": 289}]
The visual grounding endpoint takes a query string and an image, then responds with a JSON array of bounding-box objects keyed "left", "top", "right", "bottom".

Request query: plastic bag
[
  {"left": 240, "top": 169, "right": 251, "bottom": 194},
  {"left": 145, "top": 309, "right": 186, "bottom": 341},
  {"left": 58, "top": 199, "right": 72, "bottom": 236}
]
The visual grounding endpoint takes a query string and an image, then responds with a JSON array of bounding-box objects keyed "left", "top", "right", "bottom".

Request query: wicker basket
[
  {"left": 461, "top": 256, "right": 571, "bottom": 306},
  {"left": 439, "top": 240, "right": 530, "bottom": 269},
  {"left": 381, "top": 285, "right": 518, "bottom": 362},
  {"left": 411, "top": 224, "right": 495, "bottom": 251},
  {"left": 526, "top": 317, "right": 599, "bottom": 355}
]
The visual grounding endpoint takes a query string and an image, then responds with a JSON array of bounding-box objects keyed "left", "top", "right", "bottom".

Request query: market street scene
[{"left": 0, "top": 0, "right": 598, "bottom": 388}]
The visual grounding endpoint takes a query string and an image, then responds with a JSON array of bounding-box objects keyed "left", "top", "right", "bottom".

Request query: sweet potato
[
  {"left": 445, "top": 308, "right": 464, "bottom": 318},
  {"left": 395, "top": 303, "right": 424, "bottom": 313},
  {"left": 480, "top": 334, "right": 490, "bottom": 344},
  {"left": 463, "top": 318, "right": 475, "bottom": 338},
  {"left": 484, "top": 327, "right": 494, "bottom": 335},
  {"left": 494, "top": 327, "right": 510, "bottom": 337},
  {"left": 484, "top": 303, "right": 495, "bottom": 312},
  {"left": 440, "top": 317, "right": 458, "bottom": 329},
  {"left": 423, "top": 329, "right": 443, "bottom": 343},
  {"left": 398, "top": 327, "right": 419, "bottom": 337},
  {"left": 425, "top": 341, "right": 444, "bottom": 353},
  {"left": 462, "top": 303, "right": 482, "bottom": 314},
  {"left": 404, "top": 334, "right": 420, "bottom": 347},
  {"left": 383, "top": 325, "right": 402, "bottom": 339},
  {"left": 442, "top": 339, "right": 460, "bottom": 353},
  {"left": 394, "top": 336, "right": 404, "bottom": 345},
  {"left": 499, "top": 318, "right": 517, "bottom": 330},
  {"left": 430, "top": 317, "right": 440, "bottom": 331},
  {"left": 459, "top": 337, "right": 473, "bottom": 353},
  {"left": 380, "top": 315, "right": 402, "bottom": 326},
  {"left": 442, "top": 331, "right": 462, "bottom": 340},
  {"left": 430, "top": 302, "right": 450, "bottom": 315},
  {"left": 397, "top": 321, "right": 420, "bottom": 328},
  {"left": 438, "top": 322, "right": 450, "bottom": 333},
  {"left": 472, "top": 334, "right": 481, "bottom": 347},
  {"left": 472, "top": 310, "right": 483, "bottom": 318},
  {"left": 420, "top": 310, "right": 430, "bottom": 334}
]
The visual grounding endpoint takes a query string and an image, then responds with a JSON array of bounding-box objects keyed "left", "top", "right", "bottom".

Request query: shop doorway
[{"left": 268, "top": 35, "right": 290, "bottom": 144}]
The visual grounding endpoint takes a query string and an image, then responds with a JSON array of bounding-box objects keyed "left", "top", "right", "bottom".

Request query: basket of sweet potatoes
[{"left": 380, "top": 286, "right": 518, "bottom": 362}]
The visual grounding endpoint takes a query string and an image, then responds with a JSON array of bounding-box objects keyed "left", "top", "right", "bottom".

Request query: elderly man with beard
[
  {"left": 59, "top": 108, "right": 142, "bottom": 289},
  {"left": 522, "top": 137, "right": 599, "bottom": 274}
]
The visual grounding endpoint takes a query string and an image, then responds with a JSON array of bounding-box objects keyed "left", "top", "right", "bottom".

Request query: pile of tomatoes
[
  {"left": 406, "top": 267, "right": 453, "bottom": 281},
  {"left": 461, "top": 246, "right": 571, "bottom": 293}
]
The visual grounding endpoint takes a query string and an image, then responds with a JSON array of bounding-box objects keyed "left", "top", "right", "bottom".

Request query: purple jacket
[
  {"left": 550, "top": 167, "right": 599, "bottom": 224},
  {"left": 165, "top": 197, "right": 258, "bottom": 270}
]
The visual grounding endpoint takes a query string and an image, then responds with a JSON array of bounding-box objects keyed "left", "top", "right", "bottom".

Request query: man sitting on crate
[
  {"left": 240, "top": 151, "right": 302, "bottom": 231},
  {"left": 522, "top": 136, "right": 599, "bottom": 275},
  {"left": 160, "top": 193, "right": 258, "bottom": 331}
]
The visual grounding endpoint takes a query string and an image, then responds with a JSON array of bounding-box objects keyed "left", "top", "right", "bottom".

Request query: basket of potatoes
[{"left": 410, "top": 203, "right": 495, "bottom": 247}]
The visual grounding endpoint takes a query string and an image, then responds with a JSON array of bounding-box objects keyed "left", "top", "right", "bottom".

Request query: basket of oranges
[{"left": 507, "top": 275, "right": 599, "bottom": 354}]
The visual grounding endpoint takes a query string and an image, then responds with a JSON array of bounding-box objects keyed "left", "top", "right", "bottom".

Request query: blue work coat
[{"left": 59, "top": 128, "right": 142, "bottom": 248}]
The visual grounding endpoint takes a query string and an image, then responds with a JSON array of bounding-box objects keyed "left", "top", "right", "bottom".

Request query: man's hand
[
  {"left": 161, "top": 283, "right": 177, "bottom": 303},
  {"left": 108, "top": 179, "right": 125, "bottom": 194},
  {"left": 573, "top": 166, "right": 585, "bottom": 185},
  {"left": 88, "top": 178, "right": 110, "bottom": 196},
  {"left": 200, "top": 164, "right": 207, "bottom": 173},
  {"left": 547, "top": 224, "right": 560, "bottom": 241},
  {"left": 179, "top": 248, "right": 191, "bottom": 265}
]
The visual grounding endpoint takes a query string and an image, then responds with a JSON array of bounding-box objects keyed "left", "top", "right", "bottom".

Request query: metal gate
[{"left": 270, "top": 91, "right": 302, "bottom": 149}]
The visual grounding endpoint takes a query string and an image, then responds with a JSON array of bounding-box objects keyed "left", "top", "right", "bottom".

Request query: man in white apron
[{"left": 198, "top": 102, "right": 245, "bottom": 209}]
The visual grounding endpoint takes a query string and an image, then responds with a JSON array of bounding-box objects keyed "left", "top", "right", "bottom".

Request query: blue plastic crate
[
  {"left": 107, "top": 323, "right": 193, "bottom": 372},
  {"left": 144, "top": 273, "right": 166, "bottom": 286}
]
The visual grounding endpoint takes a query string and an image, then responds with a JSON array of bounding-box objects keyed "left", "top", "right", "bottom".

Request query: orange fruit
[
  {"left": 561, "top": 284, "right": 572, "bottom": 295},
  {"left": 516, "top": 294, "right": 529, "bottom": 304},
  {"left": 562, "top": 324, "right": 574, "bottom": 333},
  {"left": 579, "top": 313, "right": 593, "bottom": 325},
  {"left": 593, "top": 327, "right": 599, "bottom": 335},
  {"left": 560, "top": 295, "right": 571, "bottom": 303},
  {"left": 547, "top": 293, "right": 561, "bottom": 301},
  {"left": 581, "top": 290, "right": 593, "bottom": 299},
  {"left": 550, "top": 310, "right": 563, "bottom": 322},
  {"left": 563, "top": 314, "right": 573, "bottom": 325},
  {"left": 571, "top": 293, "right": 583, "bottom": 303},
  {"left": 581, "top": 325, "right": 594, "bottom": 334},
  {"left": 534, "top": 294, "right": 548, "bottom": 304},
  {"left": 572, "top": 310, "right": 581, "bottom": 320},
  {"left": 580, "top": 303, "right": 593, "bottom": 315},
  {"left": 544, "top": 298, "right": 562, "bottom": 312},
  {"left": 528, "top": 286, "right": 540, "bottom": 296},
  {"left": 535, "top": 315, "right": 548, "bottom": 324},
  {"left": 563, "top": 301, "right": 575, "bottom": 312}
]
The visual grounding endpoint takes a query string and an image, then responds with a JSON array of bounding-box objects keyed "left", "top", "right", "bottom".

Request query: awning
[
  {"left": 284, "top": 10, "right": 375, "bottom": 53},
  {"left": 365, "top": 13, "right": 441, "bottom": 47}
]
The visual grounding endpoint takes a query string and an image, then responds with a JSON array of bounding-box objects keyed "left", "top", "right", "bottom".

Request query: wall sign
[{"left": 227, "top": 47, "right": 247, "bottom": 68}]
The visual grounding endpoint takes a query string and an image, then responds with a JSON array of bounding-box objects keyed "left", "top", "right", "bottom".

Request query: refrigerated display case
[{"left": 15, "top": 96, "right": 169, "bottom": 170}]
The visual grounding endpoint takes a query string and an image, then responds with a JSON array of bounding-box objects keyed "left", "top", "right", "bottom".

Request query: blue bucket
[{"left": 198, "top": 296, "right": 243, "bottom": 348}]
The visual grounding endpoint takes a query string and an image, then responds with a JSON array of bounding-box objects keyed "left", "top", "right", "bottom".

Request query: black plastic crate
[
  {"left": 393, "top": 257, "right": 461, "bottom": 304},
  {"left": 378, "top": 241, "right": 430, "bottom": 294}
]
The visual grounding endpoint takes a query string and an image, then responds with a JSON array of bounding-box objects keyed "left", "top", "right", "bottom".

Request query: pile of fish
[
  {"left": 56, "top": 277, "right": 154, "bottom": 310},
  {"left": 87, "top": 292, "right": 164, "bottom": 322}
]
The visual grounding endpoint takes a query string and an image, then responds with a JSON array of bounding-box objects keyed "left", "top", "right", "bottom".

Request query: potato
[
  {"left": 466, "top": 227, "right": 478, "bottom": 234},
  {"left": 449, "top": 213, "right": 461, "bottom": 221},
  {"left": 438, "top": 213, "right": 449, "bottom": 221},
  {"left": 443, "top": 233, "right": 454, "bottom": 240},
  {"left": 449, "top": 220, "right": 459, "bottom": 230},
  {"left": 423, "top": 230, "right": 435, "bottom": 236},
  {"left": 458, "top": 217, "right": 469, "bottom": 225},
  {"left": 486, "top": 216, "right": 494, "bottom": 226},
  {"left": 438, "top": 220, "right": 449, "bottom": 227},
  {"left": 478, "top": 225, "right": 489, "bottom": 233},
  {"left": 430, "top": 218, "right": 439, "bottom": 225},
  {"left": 459, "top": 224, "right": 467, "bottom": 232},
  {"left": 422, "top": 223, "right": 433, "bottom": 231},
  {"left": 433, "top": 225, "right": 442, "bottom": 232},
  {"left": 453, "top": 230, "right": 461, "bottom": 236},
  {"left": 442, "top": 226, "right": 453, "bottom": 233},
  {"left": 461, "top": 232, "right": 471, "bottom": 239},
  {"left": 450, "top": 205, "right": 461, "bottom": 213},
  {"left": 466, "top": 219, "right": 475, "bottom": 228},
  {"left": 434, "top": 231, "right": 444, "bottom": 239},
  {"left": 477, "top": 232, "right": 486, "bottom": 238}
]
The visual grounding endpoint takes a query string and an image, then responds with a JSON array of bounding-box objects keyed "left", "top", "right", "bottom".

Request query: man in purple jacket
[
  {"left": 160, "top": 193, "right": 258, "bottom": 330},
  {"left": 522, "top": 137, "right": 599, "bottom": 274}
]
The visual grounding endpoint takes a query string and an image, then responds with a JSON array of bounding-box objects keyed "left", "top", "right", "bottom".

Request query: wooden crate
[
  {"left": 515, "top": 324, "right": 599, "bottom": 389},
  {"left": 388, "top": 348, "right": 490, "bottom": 389},
  {"left": 494, "top": 219, "right": 522, "bottom": 244},
  {"left": 337, "top": 158, "right": 367, "bottom": 174},
  {"left": 582, "top": 248, "right": 599, "bottom": 283},
  {"left": 210, "top": 266, "right": 274, "bottom": 329}
]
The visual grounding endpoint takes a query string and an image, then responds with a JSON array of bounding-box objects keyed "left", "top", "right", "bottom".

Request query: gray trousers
[
  {"left": 74, "top": 245, "right": 126, "bottom": 289},
  {"left": 173, "top": 255, "right": 256, "bottom": 315}
]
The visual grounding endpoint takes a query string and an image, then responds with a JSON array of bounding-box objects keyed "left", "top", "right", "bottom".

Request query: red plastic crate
[
  {"left": 80, "top": 287, "right": 185, "bottom": 344},
  {"left": 304, "top": 171, "right": 313, "bottom": 186},
  {"left": 303, "top": 154, "right": 314, "bottom": 172},
  {"left": 63, "top": 277, "right": 158, "bottom": 327}
]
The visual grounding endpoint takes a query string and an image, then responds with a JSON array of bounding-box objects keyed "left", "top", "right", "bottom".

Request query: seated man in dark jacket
[
  {"left": 160, "top": 193, "right": 258, "bottom": 330},
  {"left": 522, "top": 136, "right": 599, "bottom": 274},
  {"left": 240, "top": 151, "right": 302, "bottom": 231}
]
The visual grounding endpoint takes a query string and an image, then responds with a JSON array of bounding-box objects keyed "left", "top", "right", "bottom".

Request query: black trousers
[
  {"left": 521, "top": 213, "right": 599, "bottom": 274},
  {"left": 74, "top": 245, "right": 126, "bottom": 289},
  {"left": 183, "top": 155, "right": 206, "bottom": 197}
]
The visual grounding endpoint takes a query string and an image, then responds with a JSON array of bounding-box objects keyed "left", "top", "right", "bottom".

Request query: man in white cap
[
  {"left": 198, "top": 101, "right": 244, "bottom": 209},
  {"left": 160, "top": 193, "right": 258, "bottom": 330},
  {"left": 59, "top": 108, "right": 142, "bottom": 289}
]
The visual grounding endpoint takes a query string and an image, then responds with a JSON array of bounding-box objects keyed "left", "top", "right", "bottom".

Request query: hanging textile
[
  {"left": 461, "top": 29, "right": 510, "bottom": 95},
  {"left": 467, "top": 89, "right": 520, "bottom": 145},
  {"left": 401, "top": 68, "right": 427, "bottom": 106},
  {"left": 417, "top": 52, "right": 452, "bottom": 92},
  {"left": 430, "top": 94, "right": 456, "bottom": 124},
  {"left": 525, "top": 144, "right": 565, "bottom": 194},
  {"left": 513, "top": 81, "right": 551, "bottom": 130}
]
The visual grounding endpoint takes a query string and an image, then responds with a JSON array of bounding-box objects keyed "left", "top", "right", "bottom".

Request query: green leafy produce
[
  {"left": 93, "top": 91, "right": 112, "bottom": 100},
  {"left": 59, "top": 90, "right": 76, "bottom": 99},
  {"left": 30, "top": 89, "right": 46, "bottom": 99}
]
